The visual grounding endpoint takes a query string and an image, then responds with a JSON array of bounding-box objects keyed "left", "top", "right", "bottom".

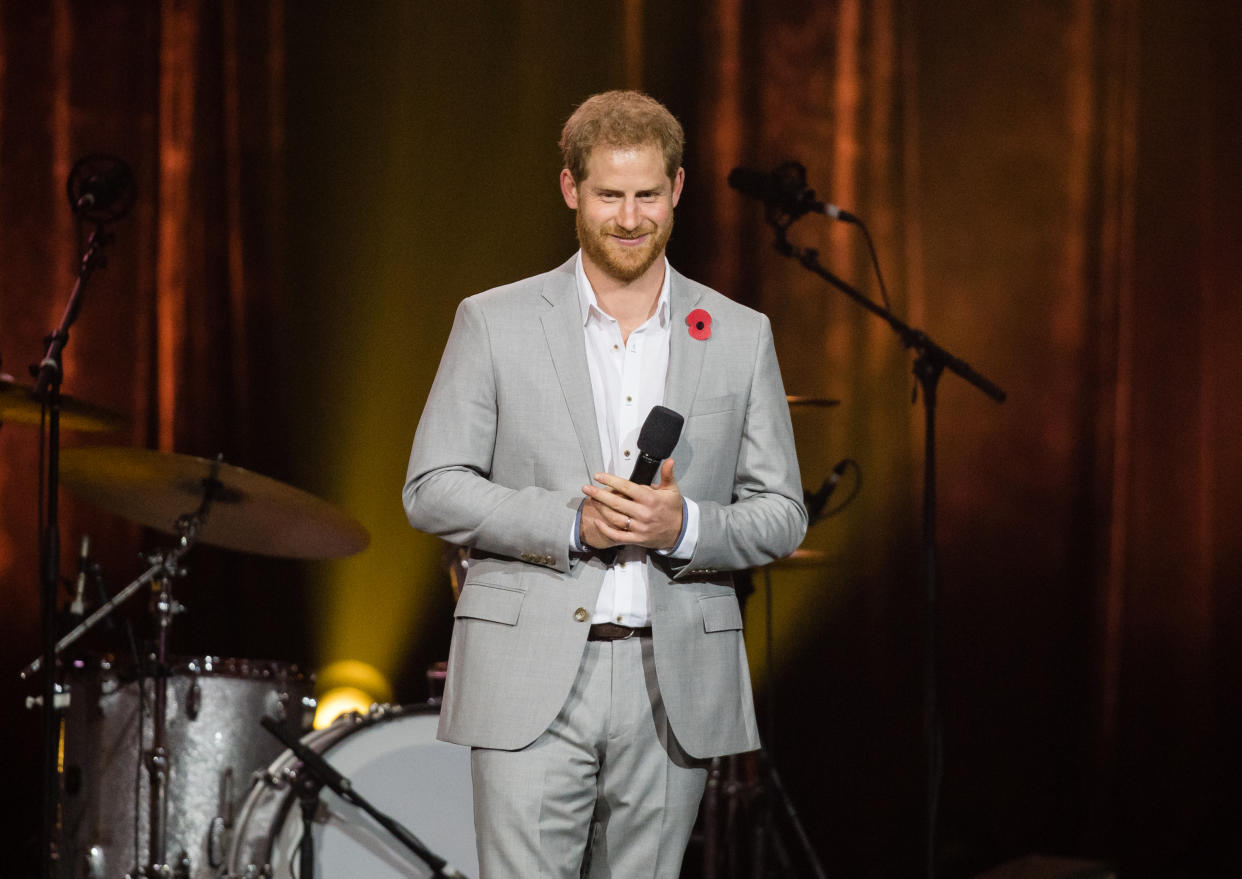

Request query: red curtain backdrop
[
  {"left": 0, "top": 3, "right": 294, "bottom": 869},
  {"left": 1, "top": 2, "right": 1240, "bottom": 877}
]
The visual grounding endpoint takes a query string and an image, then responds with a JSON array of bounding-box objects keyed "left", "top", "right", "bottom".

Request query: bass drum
[{"left": 227, "top": 703, "right": 477, "bottom": 878}]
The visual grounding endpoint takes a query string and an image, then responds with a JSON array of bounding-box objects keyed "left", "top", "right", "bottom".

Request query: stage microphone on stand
[
  {"left": 66, "top": 154, "right": 136, "bottom": 223},
  {"left": 727, "top": 161, "right": 857, "bottom": 223},
  {"left": 805, "top": 459, "right": 851, "bottom": 525}
]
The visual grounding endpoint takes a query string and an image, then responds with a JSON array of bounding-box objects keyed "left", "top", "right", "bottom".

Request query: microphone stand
[
  {"left": 766, "top": 218, "right": 1005, "bottom": 879},
  {"left": 30, "top": 222, "right": 114, "bottom": 879},
  {"left": 29, "top": 156, "right": 133, "bottom": 879},
  {"left": 259, "top": 716, "right": 470, "bottom": 879}
]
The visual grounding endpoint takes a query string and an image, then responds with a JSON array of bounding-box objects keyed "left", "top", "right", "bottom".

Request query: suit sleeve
[
  {"left": 403, "top": 297, "right": 581, "bottom": 572},
  {"left": 678, "top": 315, "right": 808, "bottom": 573}
]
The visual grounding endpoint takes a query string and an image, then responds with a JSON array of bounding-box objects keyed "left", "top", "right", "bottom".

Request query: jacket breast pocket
[
  {"left": 690, "top": 394, "right": 738, "bottom": 417},
  {"left": 699, "top": 593, "right": 744, "bottom": 633},
  {"left": 455, "top": 581, "right": 525, "bottom": 626}
]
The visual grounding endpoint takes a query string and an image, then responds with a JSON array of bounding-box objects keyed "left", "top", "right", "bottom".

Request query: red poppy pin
[{"left": 686, "top": 308, "right": 712, "bottom": 340}]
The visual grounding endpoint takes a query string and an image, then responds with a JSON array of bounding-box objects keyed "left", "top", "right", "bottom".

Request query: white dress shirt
[{"left": 572, "top": 252, "right": 700, "bottom": 626}]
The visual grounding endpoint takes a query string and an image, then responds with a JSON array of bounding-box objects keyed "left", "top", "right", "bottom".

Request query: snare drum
[
  {"left": 60, "top": 656, "right": 314, "bottom": 879},
  {"left": 226, "top": 703, "right": 477, "bottom": 879}
]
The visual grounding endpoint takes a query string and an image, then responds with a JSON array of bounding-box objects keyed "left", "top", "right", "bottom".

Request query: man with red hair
[{"left": 405, "top": 90, "right": 805, "bottom": 877}]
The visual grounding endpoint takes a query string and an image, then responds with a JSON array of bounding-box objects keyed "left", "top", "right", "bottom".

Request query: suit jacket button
[{"left": 573, "top": 607, "right": 588, "bottom": 622}]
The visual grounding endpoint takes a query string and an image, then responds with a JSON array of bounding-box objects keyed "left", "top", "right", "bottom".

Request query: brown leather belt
[{"left": 587, "top": 623, "right": 652, "bottom": 641}]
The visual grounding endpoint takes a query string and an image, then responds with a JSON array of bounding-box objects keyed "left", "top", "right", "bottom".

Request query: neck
[{"left": 582, "top": 253, "right": 666, "bottom": 342}]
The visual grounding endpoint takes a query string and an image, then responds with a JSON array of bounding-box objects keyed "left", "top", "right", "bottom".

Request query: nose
[{"left": 617, "top": 196, "right": 641, "bottom": 231}]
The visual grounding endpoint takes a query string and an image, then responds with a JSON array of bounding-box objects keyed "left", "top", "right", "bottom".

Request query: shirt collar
[{"left": 574, "top": 250, "right": 671, "bottom": 330}]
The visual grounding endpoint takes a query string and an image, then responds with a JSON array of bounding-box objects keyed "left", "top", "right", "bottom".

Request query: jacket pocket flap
[
  {"left": 455, "top": 582, "right": 524, "bottom": 625},
  {"left": 691, "top": 394, "right": 738, "bottom": 416},
  {"left": 699, "top": 594, "right": 743, "bottom": 633}
]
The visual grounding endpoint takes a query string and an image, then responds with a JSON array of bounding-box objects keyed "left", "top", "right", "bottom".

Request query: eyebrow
[{"left": 592, "top": 185, "right": 666, "bottom": 196}]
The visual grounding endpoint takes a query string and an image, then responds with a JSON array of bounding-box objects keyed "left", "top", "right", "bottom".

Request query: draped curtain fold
[
  {"left": 684, "top": 0, "right": 1242, "bottom": 874},
  {"left": 0, "top": 4, "right": 286, "bottom": 867}
]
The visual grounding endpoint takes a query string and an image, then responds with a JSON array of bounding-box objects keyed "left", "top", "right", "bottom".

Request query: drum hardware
[
  {"left": 205, "top": 764, "right": 236, "bottom": 870},
  {"left": 227, "top": 705, "right": 476, "bottom": 879},
  {"left": 16, "top": 412, "right": 365, "bottom": 878},
  {"left": 23, "top": 681, "right": 70, "bottom": 711},
  {"left": 20, "top": 526, "right": 197, "bottom": 684},
  {"left": 27, "top": 454, "right": 243, "bottom": 878},
  {"left": 139, "top": 466, "right": 220, "bottom": 879},
  {"left": 18, "top": 453, "right": 221, "bottom": 682},
  {"left": 258, "top": 715, "right": 471, "bottom": 879},
  {"left": 61, "top": 656, "right": 316, "bottom": 879},
  {"left": 29, "top": 444, "right": 365, "bottom": 879}
]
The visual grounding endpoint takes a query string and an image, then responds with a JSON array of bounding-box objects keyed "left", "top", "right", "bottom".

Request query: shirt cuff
[
  {"left": 656, "top": 498, "right": 699, "bottom": 559},
  {"left": 572, "top": 500, "right": 587, "bottom": 552}
]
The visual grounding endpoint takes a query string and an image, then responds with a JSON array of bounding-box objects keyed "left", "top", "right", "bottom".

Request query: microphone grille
[{"left": 637, "top": 406, "right": 684, "bottom": 458}]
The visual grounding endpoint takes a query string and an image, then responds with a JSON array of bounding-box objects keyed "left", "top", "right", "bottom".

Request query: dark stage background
[{"left": 2, "top": 2, "right": 1241, "bottom": 877}]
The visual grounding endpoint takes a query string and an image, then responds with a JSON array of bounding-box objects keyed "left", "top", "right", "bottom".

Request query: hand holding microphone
[{"left": 582, "top": 406, "right": 685, "bottom": 550}]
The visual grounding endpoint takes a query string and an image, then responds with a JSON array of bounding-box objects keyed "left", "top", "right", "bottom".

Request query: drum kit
[{"left": 5, "top": 382, "right": 476, "bottom": 879}]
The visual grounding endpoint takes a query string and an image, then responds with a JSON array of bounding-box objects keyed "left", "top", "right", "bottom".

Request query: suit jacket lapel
[
  {"left": 540, "top": 260, "right": 605, "bottom": 477},
  {"left": 664, "top": 266, "right": 707, "bottom": 418}
]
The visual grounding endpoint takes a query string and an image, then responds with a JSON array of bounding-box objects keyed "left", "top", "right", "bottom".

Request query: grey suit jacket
[{"left": 403, "top": 257, "right": 807, "bottom": 759}]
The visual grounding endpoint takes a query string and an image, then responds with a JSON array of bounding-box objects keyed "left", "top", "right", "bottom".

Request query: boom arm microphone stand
[
  {"left": 29, "top": 154, "right": 135, "bottom": 879},
  {"left": 259, "top": 716, "right": 471, "bottom": 879},
  {"left": 754, "top": 184, "right": 1005, "bottom": 879}
]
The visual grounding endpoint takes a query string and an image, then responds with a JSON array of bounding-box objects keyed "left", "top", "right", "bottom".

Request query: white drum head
[{"left": 232, "top": 706, "right": 477, "bottom": 878}]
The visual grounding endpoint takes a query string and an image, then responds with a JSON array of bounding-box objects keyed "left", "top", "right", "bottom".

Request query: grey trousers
[{"left": 470, "top": 635, "right": 709, "bottom": 878}]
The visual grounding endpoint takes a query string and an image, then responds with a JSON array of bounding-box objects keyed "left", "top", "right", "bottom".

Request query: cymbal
[
  {"left": 786, "top": 395, "right": 841, "bottom": 408},
  {"left": 59, "top": 446, "right": 370, "bottom": 559},
  {"left": 0, "top": 375, "right": 127, "bottom": 433}
]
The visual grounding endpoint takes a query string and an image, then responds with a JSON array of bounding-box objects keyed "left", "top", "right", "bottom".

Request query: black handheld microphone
[
  {"left": 728, "top": 161, "right": 856, "bottom": 223},
  {"left": 629, "top": 405, "right": 684, "bottom": 485}
]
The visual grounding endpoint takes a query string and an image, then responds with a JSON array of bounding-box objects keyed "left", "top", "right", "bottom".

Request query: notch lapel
[
  {"left": 540, "top": 262, "right": 605, "bottom": 477},
  {"left": 664, "top": 267, "right": 707, "bottom": 419}
]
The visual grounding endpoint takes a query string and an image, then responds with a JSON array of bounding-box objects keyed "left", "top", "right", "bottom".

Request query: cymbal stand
[
  {"left": 19, "top": 511, "right": 208, "bottom": 877},
  {"left": 134, "top": 461, "right": 221, "bottom": 878},
  {"left": 17, "top": 458, "right": 220, "bottom": 678}
]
